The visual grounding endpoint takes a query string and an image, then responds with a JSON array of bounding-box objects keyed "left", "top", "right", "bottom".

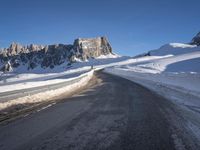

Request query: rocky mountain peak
[
  {"left": 73, "top": 36, "right": 112, "bottom": 60},
  {"left": 28, "top": 44, "right": 44, "bottom": 52},
  {"left": 8, "top": 42, "right": 23, "bottom": 55},
  {"left": 0, "top": 37, "right": 113, "bottom": 72},
  {"left": 191, "top": 32, "right": 200, "bottom": 46}
]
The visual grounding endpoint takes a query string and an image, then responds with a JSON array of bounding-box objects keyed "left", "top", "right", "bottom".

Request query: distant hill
[{"left": 138, "top": 32, "right": 200, "bottom": 57}]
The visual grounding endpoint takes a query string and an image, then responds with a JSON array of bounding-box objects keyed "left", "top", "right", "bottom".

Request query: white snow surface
[
  {"left": 0, "top": 54, "right": 137, "bottom": 93},
  {"left": 105, "top": 44, "right": 200, "bottom": 107},
  {"left": 0, "top": 54, "right": 168, "bottom": 93},
  {"left": 149, "top": 43, "right": 199, "bottom": 56},
  {"left": 0, "top": 70, "right": 94, "bottom": 110}
]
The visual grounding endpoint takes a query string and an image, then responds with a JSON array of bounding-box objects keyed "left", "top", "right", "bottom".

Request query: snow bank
[
  {"left": 104, "top": 51, "right": 200, "bottom": 107},
  {"left": 0, "top": 70, "right": 90, "bottom": 93},
  {"left": 105, "top": 68, "right": 200, "bottom": 97},
  {"left": 0, "top": 70, "right": 94, "bottom": 111}
]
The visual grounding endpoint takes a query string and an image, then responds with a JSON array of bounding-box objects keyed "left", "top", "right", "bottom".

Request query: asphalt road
[{"left": 0, "top": 72, "right": 199, "bottom": 150}]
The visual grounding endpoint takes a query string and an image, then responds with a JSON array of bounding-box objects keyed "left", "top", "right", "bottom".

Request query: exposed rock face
[
  {"left": 0, "top": 37, "right": 112, "bottom": 72},
  {"left": 191, "top": 32, "right": 200, "bottom": 46},
  {"left": 3, "top": 42, "right": 44, "bottom": 56},
  {"left": 73, "top": 37, "right": 112, "bottom": 60},
  {"left": 0, "top": 61, "right": 12, "bottom": 72}
]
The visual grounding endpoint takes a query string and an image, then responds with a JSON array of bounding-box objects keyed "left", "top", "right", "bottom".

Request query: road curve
[{"left": 0, "top": 72, "right": 199, "bottom": 150}]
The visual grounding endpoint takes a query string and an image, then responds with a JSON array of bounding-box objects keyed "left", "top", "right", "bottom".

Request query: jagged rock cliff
[
  {"left": 73, "top": 37, "right": 112, "bottom": 60},
  {"left": 0, "top": 37, "right": 112, "bottom": 72},
  {"left": 191, "top": 32, "right": 200, "bottom": 46}
]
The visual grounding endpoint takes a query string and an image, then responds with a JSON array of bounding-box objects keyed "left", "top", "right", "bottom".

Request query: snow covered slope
[
  {"left": 0, "top": 36, "right": 128, "bottom": 94},
  {"left": 106, "top": 51, "right": 200, "bottom": 95},
  {"left": 149, "top": 43, "right": 199, "bottom": 56},
  {"left": 129, "top": 51, "right": 200, "bottom": 74},
  {"left": 105, "top": 33, "right": 200, "bottom": 109},
  {"left": 0, "top": 55, "right": 132, "bottom": 93}
]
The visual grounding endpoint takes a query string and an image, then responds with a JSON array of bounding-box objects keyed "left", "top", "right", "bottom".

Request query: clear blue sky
[{"left": 0, "top": 0, "right": 200, "bottom": 56}]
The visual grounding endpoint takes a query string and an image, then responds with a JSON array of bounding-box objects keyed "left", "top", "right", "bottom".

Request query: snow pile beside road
[
  {"left": 0, "top": 70, "right": 94, "bottom": 111},
  {"left": 105, "top": 45, "right": 200, "bottom": 107},
  {"left": 0, "top": 70, "right": 91, "bottom": 93}
]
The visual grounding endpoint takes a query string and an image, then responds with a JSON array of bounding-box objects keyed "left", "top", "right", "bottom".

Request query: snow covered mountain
[{"left": 0, "top": 37, "right": 113, "bottom": 72}]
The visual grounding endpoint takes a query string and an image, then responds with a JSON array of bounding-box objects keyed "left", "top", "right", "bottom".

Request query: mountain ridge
[{"left": 0, "top": 37, "right": 113, "bottom": 72}]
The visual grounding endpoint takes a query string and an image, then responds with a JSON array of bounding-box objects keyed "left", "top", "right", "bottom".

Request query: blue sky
[{"left": 0, "top": 0, "right": 200, "bottom": 56}]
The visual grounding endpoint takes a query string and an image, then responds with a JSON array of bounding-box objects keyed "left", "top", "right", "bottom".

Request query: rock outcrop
[
  {"left": 73, "top": 37, "right": 112, "bottom": 60},
  {"left": 0, "top": 37, "right": 113, "bottom": 72},
  {"left": 191, "top": 32, "right": 200, "bottom": 46},
  {"left": 0, "top": 61, "right": 12, "bottom": 72}
]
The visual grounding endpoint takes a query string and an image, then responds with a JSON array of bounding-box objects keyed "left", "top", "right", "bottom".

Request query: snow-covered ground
[
  {"left": 0, "top": 54, "right": 128, "bottom": 93},
  {"left": 0, "top": 53, "right": 168, "bottom": 93},
  {"left": 2, "top": 43, "right": 199, "bottom": 94},
  {"left": 0, "top": 70, "right": 94, "bottom": 111},
  {"left": 149, "top": 43, "right": 199, "bottom": 56},
  {"left": 105, "top": 43, "right": 200, "bottom": 107}
]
